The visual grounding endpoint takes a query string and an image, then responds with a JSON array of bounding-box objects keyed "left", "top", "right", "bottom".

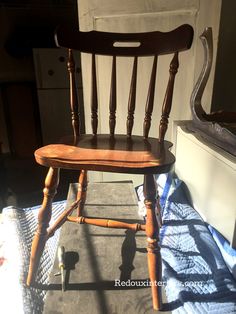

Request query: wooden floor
[{"left": 43, "top": 182, "right": 171, "bottom": 314}]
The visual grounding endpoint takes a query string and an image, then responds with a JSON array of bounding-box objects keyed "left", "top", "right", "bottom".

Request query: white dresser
[{"left": 175, "top": 124, "right": 236, "bottom": 248}]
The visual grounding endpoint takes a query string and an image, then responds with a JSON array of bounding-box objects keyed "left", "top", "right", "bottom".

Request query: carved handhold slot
[{"left": 113, "top": 41, "right": 141, "bottom": 48}]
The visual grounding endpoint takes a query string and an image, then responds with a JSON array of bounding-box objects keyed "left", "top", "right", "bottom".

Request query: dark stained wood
[
  {"left": 28, "top": 24, "right": 194, "bottom": 311},
  {"left": 67, "top": 49, "right": 80, "bottom": 143},
  {"left": 143, "top": 55, "right": 158, "bottom": 138},
  {"left": 76, "top": 170, "right": 87, "bottom": 216},
  {"left": 143, "top": 174, "right": 162, "bottom": 310},
  {"left": 47, "top": 198, "right": 81, "bottom": 238},
  {"left": 191, "top": 28, "right": 212, "bottom": 121},
  {"left": 127, "top": 56, "right": 138, "bottom": 137},
  {"left": 109, "top": 56, "right": 117, "bottom": 136},
  {"left": 27, "top": 167, "right": 60, "bottom": 286},
  {"left": 190, "top": 27, "right": 236, "bottom": 156},
  {"left": 204, "top": 111, "right": 236, "bottom": 123},
  {"left": 156, "top": 196, "right": 163, "bottom": 227},
  {"left": 55, "top": 24, "right": 193, "bottom": 57},
  {"left": 91, "top": 54, "right": 98, "bottom": 135},
  {"left": 67, "top": 215, "right": 146, "bottom": 231},
  {"left": 159, "top": 52, "right": 179, "bottom": 142},
  {"left": 34, "top": 134, "right": 175, "bottom": 174}
]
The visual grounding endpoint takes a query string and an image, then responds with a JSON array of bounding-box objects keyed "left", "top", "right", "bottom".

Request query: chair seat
[{"left": 35, "top": 134, "right": 175, "bottom": 174}]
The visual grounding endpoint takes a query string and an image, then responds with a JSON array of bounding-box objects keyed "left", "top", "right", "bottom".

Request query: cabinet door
[
  {"left": 33, "top": 48, "right": 82, "bottom": 89},
  {"left": 37, "top": 88, "right": 84, "bottom": 145},
  {"left": 37, "top": 89, "right": 72, "bottom": 144},
  {"left": 34, "top": 48, "right": 84, "bottom": 145}
]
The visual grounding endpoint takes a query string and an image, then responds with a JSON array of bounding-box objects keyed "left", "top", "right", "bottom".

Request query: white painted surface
[
  {"left": 77, "top": 0, "right": 222, "bottom": 184},
  {"left": 175, "top": 125, "right": 236, "bottom": 248},
  {"left": 33, "top": 48, "right": 82, "bottom": 89}
]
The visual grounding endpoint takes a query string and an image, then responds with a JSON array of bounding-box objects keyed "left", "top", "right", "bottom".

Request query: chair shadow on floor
[
  {"left": 36, "top": 228, "right": 150, "bottom": 292},
  {"left": 35, "top": 226, "right": 155, "bottom": 313}
]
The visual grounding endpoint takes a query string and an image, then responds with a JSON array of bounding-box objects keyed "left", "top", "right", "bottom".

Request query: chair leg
[
  {"left": 26, "top": 167, "right": 60, "bottom": 286},
  {"left": 77, "top": 170, "right": 88, "bottom": 217},
  {"left": 156, "top": 196, "right": 163, "bottom": 227},
  {"left": 144, "top": 174, "right": 162, "bottom": 311}
]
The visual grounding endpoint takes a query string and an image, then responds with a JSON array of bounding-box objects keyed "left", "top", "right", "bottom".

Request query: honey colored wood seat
[
  {"left": 26, "top": 24, "right": 194, "bottom": 311},
  {"left": 35, "top": 135, "right": 175, "bottom": 174}
]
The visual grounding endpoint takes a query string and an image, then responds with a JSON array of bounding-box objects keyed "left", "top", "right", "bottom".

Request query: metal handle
[{"left": 57, "top": 246, "right": 65, "bottom": 269}]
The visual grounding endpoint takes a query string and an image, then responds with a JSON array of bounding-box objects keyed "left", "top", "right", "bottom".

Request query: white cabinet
[{"left": 175, "top": 125, "right": 236, "bottom": 248}]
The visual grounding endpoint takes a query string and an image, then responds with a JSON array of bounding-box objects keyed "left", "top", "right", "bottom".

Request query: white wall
[{"left": 77, "top": 0, "right": 222, "bottom": 184}]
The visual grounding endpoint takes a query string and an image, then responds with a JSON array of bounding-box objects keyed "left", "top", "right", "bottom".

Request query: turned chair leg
[
  {"left": 77, "top": 170, "right": 88, "bottom": 217},
  {"left": 144, "top": 174, "right": 162, "bottom": 311},
  {"left": 27, "top": 167, "right": 60, "bottom": 286},
  {"left": 156, "top": 196, "right": 163, "bottom": 227}
]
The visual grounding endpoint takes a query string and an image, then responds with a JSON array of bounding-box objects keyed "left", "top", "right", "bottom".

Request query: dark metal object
[{"left": 188, "top": 27, "right": 236, "bottom": 156}]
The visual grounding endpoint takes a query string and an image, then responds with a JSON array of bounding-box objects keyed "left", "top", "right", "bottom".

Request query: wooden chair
[{"left": 26, "top": 24, "right": 193, "bottom": 310}]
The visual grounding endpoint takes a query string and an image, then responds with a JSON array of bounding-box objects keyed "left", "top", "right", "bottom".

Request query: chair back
[{"left": 55, "top": 25, "right": 193, "bottom": 142}]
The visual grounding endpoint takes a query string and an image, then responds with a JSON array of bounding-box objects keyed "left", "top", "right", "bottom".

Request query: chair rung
[
  {"left": 67, "top": 215, "right": 146, "bottom": 231},
  {"left": 47, "top": 199, "right": 81, "bottom": 238}
]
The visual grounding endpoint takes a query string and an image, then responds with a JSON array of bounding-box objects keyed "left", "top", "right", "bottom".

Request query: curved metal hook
[{"left": 190, "top": 27, "right": 213, "bottom": 121}]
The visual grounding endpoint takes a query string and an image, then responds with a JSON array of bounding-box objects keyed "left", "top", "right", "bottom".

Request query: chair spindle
[
  {"left": 91, "top": 54, "right": 98, "bottom": 135},
  {"left": 159, "top": 52, "right": 179, "bottom": 142},
  {"left": 67, "top": 49, "right": 80, "bottom": 142},
  {"left": 143, "top": 55, "right": 158, "bottom": 138},
  {"left": 109, "top": 56, "right": 117, "bottom": 136},
  {"left": 127, "top": 56, "right": 138, "bottom": 137}
]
